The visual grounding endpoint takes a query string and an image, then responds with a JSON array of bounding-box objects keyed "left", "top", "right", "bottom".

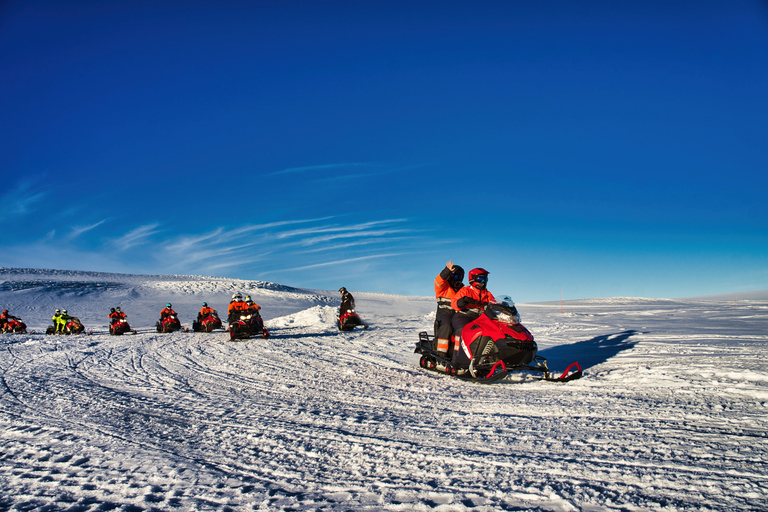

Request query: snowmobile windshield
[
  {"left": 487, "top": 298, "right": 520, "bottom": 325},
  {"left": 498, "top": 295, "right": 514, "bottom": 307}
]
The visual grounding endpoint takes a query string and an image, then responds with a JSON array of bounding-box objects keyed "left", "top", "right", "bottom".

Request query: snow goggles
[{"left": 473, "top": 275, "right": 488, "bottom": 284}]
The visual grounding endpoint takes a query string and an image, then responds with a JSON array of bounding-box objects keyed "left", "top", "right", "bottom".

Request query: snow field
[{"left": 1, "top": 269, "right": 767, "bottom": 511}]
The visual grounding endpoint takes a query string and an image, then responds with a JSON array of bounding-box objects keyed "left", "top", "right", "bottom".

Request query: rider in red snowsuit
[{"left": 451, "top": 268, "right": 496, "bottom": 366}]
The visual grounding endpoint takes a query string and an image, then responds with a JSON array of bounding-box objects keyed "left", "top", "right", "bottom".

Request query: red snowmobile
[
  {"left": 2, "top": 318, "right": 27, "bottom": 333},
  {"left": 109, "top": 318, "right": 136, "bottom": 335},
  {"left": 156, "top": 314, "right": 183, "bottom": 333},
  {"left": 415, "top": 297, "right": 582, "bottom": 383},
  {"left": 193, "top": 312, "right": 223, "bottom": 333},
  {"left": 338, "top": 308, "right": 368, "bottom": 331},
  {"left": 228, "top": 311, "right": 269, "bottom": 340}
]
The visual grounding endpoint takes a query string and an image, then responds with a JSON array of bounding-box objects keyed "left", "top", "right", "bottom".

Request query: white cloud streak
[
  {"left": 67, "top": 219, "right": 108, "bottom": 240},
  {"left": 112, "top": 223, "right": 161, "bottom": 251},
  {"left": 277, "top": 253, "right": 405, "bottom": 272},
  {"left": 0, "top": 181, "right": 48, "bottom": 220}
]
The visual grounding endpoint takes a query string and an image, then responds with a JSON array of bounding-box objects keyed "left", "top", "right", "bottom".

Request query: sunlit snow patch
[{"left": 266, "top": 305, "right": 339, "bottom": 331}]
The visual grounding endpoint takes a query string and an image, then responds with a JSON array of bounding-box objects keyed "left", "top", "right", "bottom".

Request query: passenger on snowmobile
[
  {"left": 451, "top": 268, "right": 497, "bottom": 365},
  {"left": 434, "top": 261, "right": 465, "bottom": 358},
  {"left": 244, "top": 297, "right": 261, "bottom": 315}
]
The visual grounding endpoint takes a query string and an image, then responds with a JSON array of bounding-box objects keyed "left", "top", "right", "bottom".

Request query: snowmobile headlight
[{"left": 495, "top": 309, "right": 520, "bottom": 325}]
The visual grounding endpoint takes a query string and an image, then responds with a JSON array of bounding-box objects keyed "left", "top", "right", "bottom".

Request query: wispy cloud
[
  {"left": 277, "top": 253, "right": 405, "bottom": 272},
  {"left": 0, "top": 181, "right": 48, "bottom": 220},
  {"left": 269, "top": 162, "right": 376, "bottom": 176},
  {"left": 145, "top": 216, "right": 422, "bottom": 278},
  {"left": 67, "top": 219, "right": 108, "bottom": 240},
  {"left": 112, "top": 223, "right": 161, "bottom": 250}
]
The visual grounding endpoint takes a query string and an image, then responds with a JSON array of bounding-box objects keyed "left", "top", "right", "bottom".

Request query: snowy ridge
[
  {"left": 0, "top": 267, "right": 337, "bottom": 331},
  {"left": 1, "top": 268, "right": 767, "bottom": 511}
]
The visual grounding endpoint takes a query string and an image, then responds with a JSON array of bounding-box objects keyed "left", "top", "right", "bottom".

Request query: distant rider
[
  {"left": 244, "top": 296, "right": 261, "bottom": 316},
  {"left": 108, "top": 307, "right": 126, "bottom": 324},
  {"left": 52, "top": 309, "right": 61, "bottom": 332},
  {"left": 159, "top": 303, "right": 176, "bottom": 320},
  {"left": 339, "top": 287, "right": 355, "bottom": 314},
  {"left": 227, "top": 294, "right": 247, "bottom": 322},
  {"left": 433, "top": 261, "right": 465, "bottom": 359},
  {"left": 1, "top": 309, "right": 20, "bottom": 331},
  {"left": 56, "top": 309, "right": 72, "bottom": 333},
  {"left": 198, "top": 302, "right": 217, "bottom": 322},
  {"left": 451, "top": 268, "right": 497, "bottom": 365}
]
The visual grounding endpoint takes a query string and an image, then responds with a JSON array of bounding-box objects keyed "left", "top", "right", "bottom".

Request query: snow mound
[{"left": 266, "top": 305, "right": 339, "bottom": 330}]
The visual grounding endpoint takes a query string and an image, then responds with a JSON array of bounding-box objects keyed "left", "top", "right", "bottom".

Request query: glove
[{"left": 457, "top": 297, "right": 484, "bottom": 309}]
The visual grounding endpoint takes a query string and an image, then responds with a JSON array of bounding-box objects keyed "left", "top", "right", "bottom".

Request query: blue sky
[{"left": 1, "top": 0, "right": 767, "bottom": 301}]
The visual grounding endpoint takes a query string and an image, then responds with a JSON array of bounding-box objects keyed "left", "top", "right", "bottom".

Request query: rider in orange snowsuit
[
  {"left": 198, "top": 303, "right": 216, "bottom": 321},
  {"left": 227, "top": 294, "right": 248, "bottom": 322},
  {"left": 159, "top": 304, "right": 176, "bottom": 320},
  {"left": 433, "top": 261, "right": 464, "bottom": 357}
]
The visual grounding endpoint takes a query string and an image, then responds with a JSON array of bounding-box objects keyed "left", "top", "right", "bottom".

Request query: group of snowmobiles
[
  {"left": 152, "top": 297, "right": 271, "bottom": 340},
  {"left": 3, "top": 270, "right": 581, "bottom": 384}
]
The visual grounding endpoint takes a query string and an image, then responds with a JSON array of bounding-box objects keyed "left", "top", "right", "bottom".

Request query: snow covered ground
[{"left": 1, "top": 268, "right": 767, "bottom": 511}]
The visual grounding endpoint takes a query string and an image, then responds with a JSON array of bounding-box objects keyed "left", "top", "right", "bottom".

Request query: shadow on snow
[{"left": 537, "top": 330, "right": 642, "bottom": 372}]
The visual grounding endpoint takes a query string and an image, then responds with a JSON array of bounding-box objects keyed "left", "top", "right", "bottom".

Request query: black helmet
[
  {"left": 116, "top": 307, "right": 121, "bottom": 312},
  {"left": 449, "top": 265, "right": 465, "bottom": 291},
  {"left": 339, "top": 287, "right": 347, "bottom": 294},
  {"left": 110, "top": 308, "right": 116, "bottom": 313},
  {"left": 202, "top": 302, "right": 208, "bottom": 307}
]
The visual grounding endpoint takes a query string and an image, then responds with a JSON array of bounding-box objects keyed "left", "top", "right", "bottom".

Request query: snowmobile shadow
[{"left": 537, "top": 330, "right": 641, "bottom": 372}]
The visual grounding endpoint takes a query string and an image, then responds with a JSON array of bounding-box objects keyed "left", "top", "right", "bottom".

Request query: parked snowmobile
[
  {"left": 156, "top": 313, "right": 183, "bottom": 333},
  {"left": 193, "top": 312, "right": 223, "bottom": 333},
  {"left": 415, "top": 297, "right": 582, "bottom": 383},
  {"left": 228, "top": 311, "right": 269, "bottom": 340},
  {"left": 109, "top": 318, "right": 135, "bottom": 335},
  {"left": 1, "top": 318, "right": 27, "bottom": 333},
  {"left": 46, "top": 317, "right": 86, "bottom": 335},
  {"left": 338, "top": 308, "right": 368, "bottom": 331}
]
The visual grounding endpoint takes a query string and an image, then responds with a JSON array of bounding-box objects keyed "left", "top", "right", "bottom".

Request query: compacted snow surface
[{"left": 1, "top": 268, "right": 767, "bottom": 511}]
